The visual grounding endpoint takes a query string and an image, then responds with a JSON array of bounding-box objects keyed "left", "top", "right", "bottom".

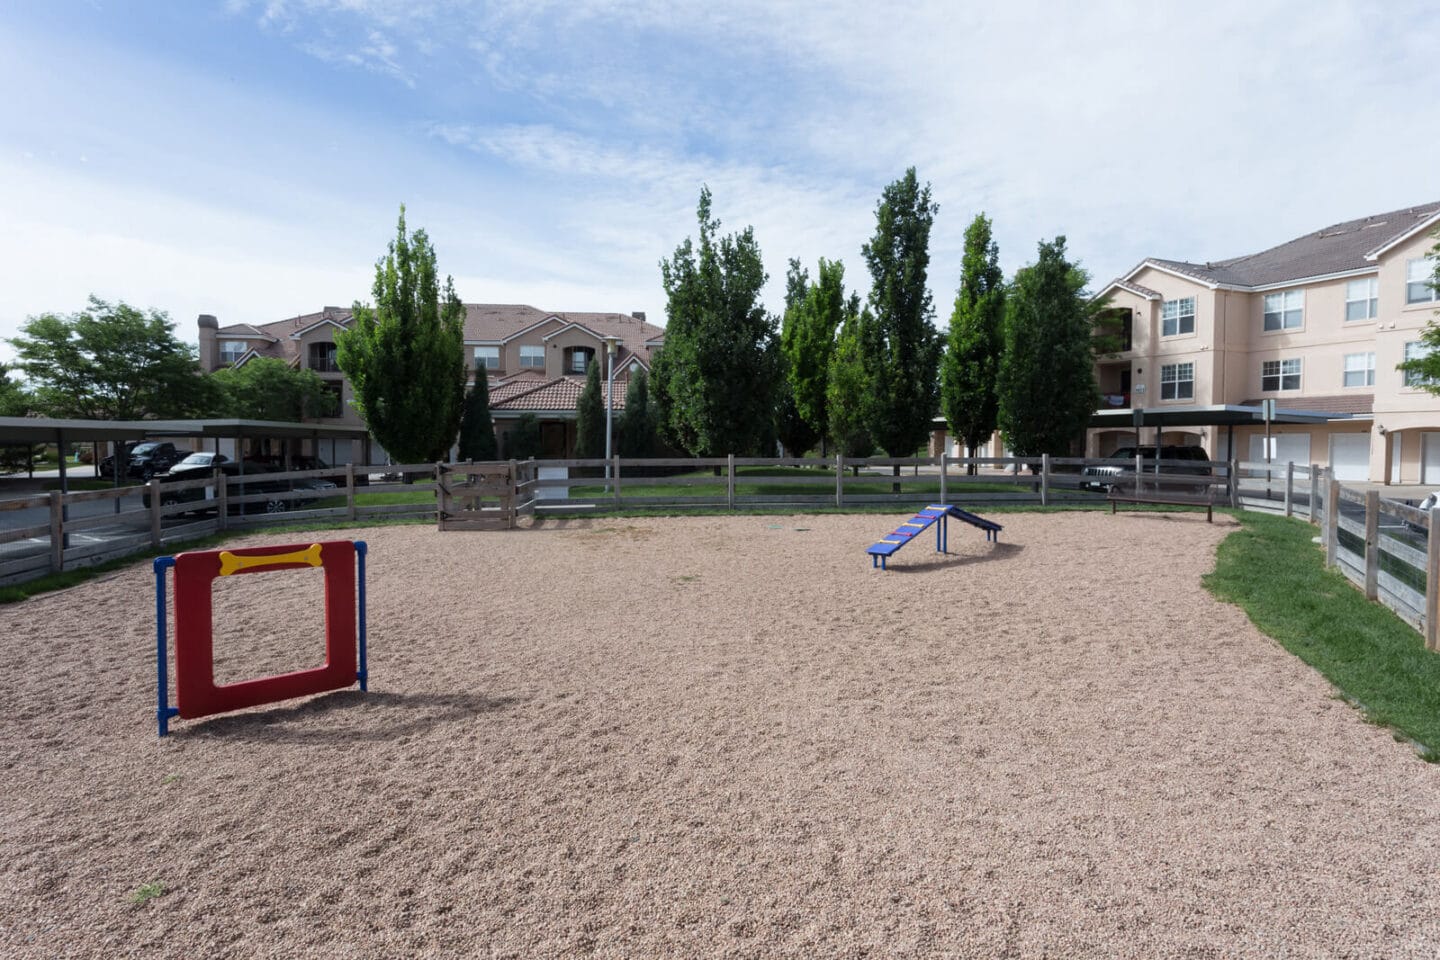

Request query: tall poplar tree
[
  {"left": 996, "top": 236, "right": 1100, "bottom": 457},
  {"left": 457, "top": 364, "right": 498, "bottom": 461},
  {"left": 826, "top": 295, "right": 873, "bottom": 465},
  {"left": 859, "top": 168, "right": 942, "bottom": 467},
  {"left": 775, "top": 259, "right": 819, "bottom": 456},
  {"left": 335, "top": 206, "right": 466, "bottom": 463},
  {"left": 781, "top": 257, "right": 846, "bottom": 454},
  {"left": 618, "top": 370, "right": 656, "bottom": 458},
  {"left": 940, "top": 213, "right": 1006, "bottom": 473},
  {"left": 651, "top": 186, "right": 774, "bottom": 457},
  {"left": 574, "top": 360, "right": 605, "bottom": 459}
]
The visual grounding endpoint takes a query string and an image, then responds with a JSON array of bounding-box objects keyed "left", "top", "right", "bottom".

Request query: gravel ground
[{"left": 2, "top": 512, "right": 1439, "bottom": 958}]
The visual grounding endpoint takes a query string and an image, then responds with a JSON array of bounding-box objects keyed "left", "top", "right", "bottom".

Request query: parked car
[
  {"left": 98, "top": 441, "right": 190, "bottom": 481},
  {"left": 1081, "top": 445, "right": 1212, "bottom": 491},
  {"left": 148, "top": 454, "right": 337, "bottom": 515},
  {"left": 251, "top": 454, "right": 366, "bottom": 486}
]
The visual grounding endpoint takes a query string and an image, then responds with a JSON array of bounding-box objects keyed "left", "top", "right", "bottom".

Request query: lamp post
[{"left": 603, "top": 336, "right": 620, "bottom": 490}]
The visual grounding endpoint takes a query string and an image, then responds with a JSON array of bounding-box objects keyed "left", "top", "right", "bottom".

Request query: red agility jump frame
[{"left": 155, "top": 539, "right": 368, "bottom": 736}]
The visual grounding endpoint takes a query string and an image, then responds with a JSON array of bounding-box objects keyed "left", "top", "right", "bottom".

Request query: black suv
[
  {"left": 149, "top": 453, "right": 337, "bottom": 515},
  {"left": 98, "top": 441, "right": 190, "bottom": 481},
  {"left": 1081, "top": 445, "right": 1212, "bottom": 491}
]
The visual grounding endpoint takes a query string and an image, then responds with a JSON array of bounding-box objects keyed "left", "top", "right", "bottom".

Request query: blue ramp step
[{"left": 866, "top": 504, "right": 1003, "bottom": 569}]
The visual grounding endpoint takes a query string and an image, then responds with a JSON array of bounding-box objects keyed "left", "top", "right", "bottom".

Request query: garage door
[
  {"left": 1330, "top": 433, "right": 1370, "bottom": 482},
  {"left": 1248, "top": 433, "right": 1310, "bottom": 474},
  {"left": 1424, "top": 433, "right": 1440, "bottom": 483}
]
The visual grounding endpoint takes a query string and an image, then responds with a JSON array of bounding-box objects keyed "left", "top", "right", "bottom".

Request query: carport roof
[
  {"left": 1090, "top": 404, "right": 1357, "bottom": 429},
  {"left": 0, "top": 416, "right": 369, "bottom": 445}
]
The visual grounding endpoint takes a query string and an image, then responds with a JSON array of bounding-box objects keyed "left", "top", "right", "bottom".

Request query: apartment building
[
  {"left": 1091, "top": 201, "right": 1440, "bottom": 482},
  {"left": 197, "top": 304, "right": 665, "bottom": 461}
]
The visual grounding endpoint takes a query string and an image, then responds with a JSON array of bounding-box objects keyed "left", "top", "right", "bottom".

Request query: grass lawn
[{"left": 1204, "top": 510, "right": 1440, "bottom": 759}]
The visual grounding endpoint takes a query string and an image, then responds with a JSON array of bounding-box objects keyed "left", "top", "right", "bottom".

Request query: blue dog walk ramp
[{"left": 866, "top": 504, "right": 1002, "bottom": 569}]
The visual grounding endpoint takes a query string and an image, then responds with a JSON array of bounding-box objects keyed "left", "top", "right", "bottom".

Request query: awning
[{"left": 0, "top": 416, "right": 369, "bottom": 445}]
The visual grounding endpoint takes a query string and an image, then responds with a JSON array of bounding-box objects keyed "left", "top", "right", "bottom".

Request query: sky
[{"left": 1, "top": 0, "right": 1437, "bottom": 358}]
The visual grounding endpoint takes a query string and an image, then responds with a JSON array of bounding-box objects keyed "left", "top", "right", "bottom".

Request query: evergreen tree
[
  {"left": 940, "top": 213, "right": 1006, "bottom": 473},
  {"left": 457, "top": 364, "right": 498, "bottom": 460},
  {"left": 651, "top": 186, "right": 775, "bottom": 456},
  {"left": 996, "top": 236, "right": 1100, "bottom": 458},
  {"left": 574, "top": 360, "right": 605, "bottom": 459},
  {"left": 335, "top": 206, "right": 466, "bottom": 463},
  {"left": 618, "top": 370, "right": 656, "bottom": 458},
  {"left": 859, "top": 168, "right": 942, "bottom": 467},
  {"left": 505, "top": 413, "right": 542, "bottom": 460},
  {"left": 826, "top": 296, "right": 874, "bottom": 465}
]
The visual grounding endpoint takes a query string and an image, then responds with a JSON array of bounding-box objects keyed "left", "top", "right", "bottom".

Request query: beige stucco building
[{"left": 1090, "top": 201, "right": 1440, "bottom": 482}]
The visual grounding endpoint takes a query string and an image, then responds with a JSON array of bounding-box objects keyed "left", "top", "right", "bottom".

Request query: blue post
[
  {"left": 355, "top": 540, "right": 368, "bottom": 692},
  {"left": 154, "top": 556, "right": 179, "bottom": 737}
]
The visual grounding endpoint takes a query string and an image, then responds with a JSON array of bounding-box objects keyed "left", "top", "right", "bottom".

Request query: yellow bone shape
[{"left": 218, "top": 543, "right": 323, "bottom": 577}]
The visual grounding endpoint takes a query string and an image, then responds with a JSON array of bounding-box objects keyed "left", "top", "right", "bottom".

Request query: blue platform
[{"left": 866, "top": 504, "right": 1002, "bottom": 569}]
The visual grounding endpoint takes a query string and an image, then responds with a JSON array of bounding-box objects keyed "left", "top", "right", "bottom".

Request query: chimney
[
  {"left": 197, "top": 314, "right": 219, "bottom": 372},
  {"left": 631, "top": 311, "right": 646, "bottom": 322}
]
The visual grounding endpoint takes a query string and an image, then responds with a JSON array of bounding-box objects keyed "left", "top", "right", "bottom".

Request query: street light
[{"left": 603, "top": 336, "right": 621, "bottom": 490}]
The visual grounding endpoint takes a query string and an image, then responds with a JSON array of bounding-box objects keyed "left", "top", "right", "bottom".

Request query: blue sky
[{"left": 1, "top": 0, "right": 1437, "bottom": 356}]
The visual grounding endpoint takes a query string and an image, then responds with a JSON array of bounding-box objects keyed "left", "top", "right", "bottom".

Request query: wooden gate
[{"left": 437, "top": 462, "right": 515, "bottom": 530}]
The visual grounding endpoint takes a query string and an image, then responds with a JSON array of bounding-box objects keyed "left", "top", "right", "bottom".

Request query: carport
[{"left": 1089, "top": 403, "right": 1354, "bottom": 464}]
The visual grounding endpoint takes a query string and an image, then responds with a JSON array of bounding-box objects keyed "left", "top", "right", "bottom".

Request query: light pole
[{"left": 603, "top": 336, "right": 620, "bottom": 490}]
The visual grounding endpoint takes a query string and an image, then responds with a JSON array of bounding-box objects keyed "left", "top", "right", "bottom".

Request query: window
[
  {"left": 519, "top": 345, "right": 545, "bottom": 368},
  {"left": 219, "top": 340, "right": 246, "bottom": 364},
  {"left": 1408, "top": 258, "right": 1439, "bottom": 304},
  {"left": 308, "top": 341, "right": 339, "bottom": 372},
  {"left": 1261, "top": 358, "right": 1302, "bottom": 391},
  {"left": 1160, "top": 297, "right": 1195, "bottom": 336},
  {"left": 1345, "top": 278, "right": 1378, "bottom": 321},
  {"left": 1160, "top": 362, "right": 1194, "bottom": 400},
  {"left": 1263, "top": 290, "right": 1304, "bottom": 331},
  {"left": 1405, "top": 341, "right": 1434, "bottom": 387},
  {"left": 474, "top": 346, "right": 499, "bottom": 370},
  {"left": 568, "top": 347, "right": 594, "bottom": 373},
  {"left": 1342, "top": 352, "right": 1375, "bottom": 388}
]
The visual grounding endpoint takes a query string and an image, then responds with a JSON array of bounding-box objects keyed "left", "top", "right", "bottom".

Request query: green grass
[
  {"left": 129, "top": 882, "right": 165, "bottom": 906},
  {"left": 1204, "top": 511, "right": 1440, "bottom": 759}
]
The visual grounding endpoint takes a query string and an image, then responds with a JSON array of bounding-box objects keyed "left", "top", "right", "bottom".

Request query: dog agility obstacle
[
  {"left": 866, "top": 504, "right": 1002, "bottom": 569},
  {"left": 154, "top": 539, "right": 368, "bottom": 736}
]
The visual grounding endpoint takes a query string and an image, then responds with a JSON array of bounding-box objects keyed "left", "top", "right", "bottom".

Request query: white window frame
[
  {"left": 1261, "top": 358, "right": 1302, "bottom": 392},
  {"left": 1344, "top": 277, "right": 1378, "bottom": 321},
  {"left": 1159, "top": 362, "right": 1194, "bottom": 401},
  {"left": 219, "top": 340, "right": 246, "bottom": 364},
  {"left": 1407, "top": 258, "right": 1439, "bottom": 304},
  {"left": 519, "top": 345, "right": 545, "bottom": 368},
  {"left": 569, "top": 348, "right": 591, "bottom": 374},
  {"left": 474, "top": 346, "right": 500, "bottom": 370},
  {"left": 1404, "top": 341, "right": 1434, "bottom": 387},
  {"left": 1160, "top": 297, "right": 1195, "bottom": 337},
  {"left": 1342, "top": 352, "right": 1375, "bottom": 388},
  {"left": 1263, "top": 289, "right": 1304, "bottom": 331}
]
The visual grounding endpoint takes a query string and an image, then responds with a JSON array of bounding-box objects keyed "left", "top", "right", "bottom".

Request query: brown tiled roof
[
  {"left": 1128, "top": 201, "right": 1440, "bottom": 289},
  {"left": 1113, "top": 279, "right": 1162, "bottom": 299},
  {"left": 490, "top": 376, "right": 627, "bottom": 413},
  {"left": 1240, "top": 395, "right": 1374, "bottom": 415}
]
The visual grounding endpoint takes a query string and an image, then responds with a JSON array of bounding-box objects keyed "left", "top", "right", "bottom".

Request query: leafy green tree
[
  {"left": 8, "top": 296, "right": 216, "bottom": 419},
  {"left": 505, "top": 412, "right": 542, "bottom": 460},
  {"left": 826, "top": 296, "right": 874, "bottom": 466},
  {"left": 335, "top": 206, "right": 466, "bottom": 463},
  {"left": 859, "top": 168, "right": 942, "bottom": 469},
  {"left": 574, "top": 360, "right": 605, "bottom": 459},
  {"left": 618, "top": 370, "right": 656, "bottom": 458},
  {"left": 0, "top": 365, "right": 30, "bottom": 417},
  {"left": 775, "top": 259, "right": 819, "bottom": 456},
  {"left": 996, "top": 236, "right": 1100, "bottom": 458},
  {"left": 651, "top": 186, "right": 775, "bottom": 456},
  {"left": 1397, "top": 232, "right": 1440, "bottom": 388},
  {"left": 780, "top": 257, "right": 847, "bottom": 456},
  {"left": 210, "top": 357, "right": 332, "bottom": 421},
  {"left": 940, "top": 213, "right": 1007, "bottom": 473},
  {"left": 457, "top": 364, "right": 498, "bottom": 461}
]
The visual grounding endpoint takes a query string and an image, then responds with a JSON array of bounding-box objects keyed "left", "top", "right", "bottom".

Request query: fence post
[
  {"left": 48, "top": 491, "right": 63, "bottom": 573},
  {"left": 835, "top": 454, "right": 844, "bottom": 508},
  {"left": 1228, "top": 459, "right": 1240, "bottom": 508},
  {"left": 939, "top": 454, "right": 947, "bottom": 505},
  {"left": 613, "top": 455, "right": 621, "bottom": 507},
  {"left": 1325, "top": 469, "right": 1340, "bottom": 570},
  {"left": 215, "top": 469, "right": 228, "bottom": 530},
  {"left": 507, "top": 459, "right": 518, "bottom": 528},
  {"left": 1284, "top": 462, "right": 1294, "bottom": 518},
  {"left": 148, "top": 478, "right": 163, "bottom": 548},
  {"left": 1040, "top": 454, "right": 1050, "bottom": 507},
  {"left": 727, "top": 454, "right": 735, "bottom": 511},
  {"left": 1427, "top": 510, "right": 1440, "bottom": 651},
  {"left": 1364, "top": 490, "right": 1379, "bottom": 600},
  {"left": 1135, "top": 451, "right": 1144, "bottom": 497},
  {"left": 1309, "top": 463, "right": 1320, "bottom": 523},
  {"left": 345, "top": 462, "right": 357, "bottom": 523}
]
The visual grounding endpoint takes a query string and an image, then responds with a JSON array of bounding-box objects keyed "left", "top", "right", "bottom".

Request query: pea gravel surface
[{"left": 2, "top": 512, "right": 1438, "bottom": 958}]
